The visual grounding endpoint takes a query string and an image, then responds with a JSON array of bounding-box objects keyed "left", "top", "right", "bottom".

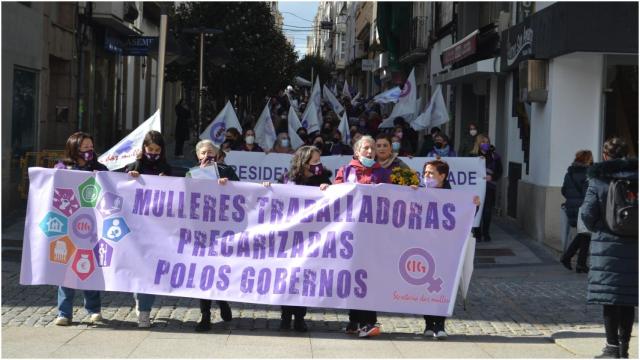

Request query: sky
[{"left": 278, "top": 1, "right": 319, "bottom": 59}]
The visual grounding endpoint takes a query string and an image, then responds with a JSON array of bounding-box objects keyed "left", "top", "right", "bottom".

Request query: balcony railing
[{"left": 410, "top": 16, "right": 428, "bottom": 51}]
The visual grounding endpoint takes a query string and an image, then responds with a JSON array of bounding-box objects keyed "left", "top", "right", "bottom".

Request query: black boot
[
  {"left": 294, "top": 317, "right": 308, "bottom": 332},
  {"left": 195, "top": 312, "right": 211, "bottom": 332},
  {"left": 619, "top": 341, "right": 629, "bottom": 359},
  {"left": 595, "top": 344, "right": 620, "bottom": 359},
  {"left": 217, "top": 301, "right": 232, "bottom": 322},
  {"left": 280, "top": 315, "right": 292, "bottom": 331},
  {"left": 575, "top": 264, "right": 588, "bottom": 273},
  {"left": 560, "top": 255, "right": 572, "bottom": 270}
]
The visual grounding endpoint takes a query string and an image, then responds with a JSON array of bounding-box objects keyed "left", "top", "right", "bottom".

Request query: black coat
[
  {"left": 125, "top": 158, "right": 172, "bottom": 176},
  {"left": 582, "top": 158, "right": 638, "bottom": 306},
  {"left": 280, "top": 168, "right": 332, "bottom": 186},
  {"left": 561, "top": 163, "right": 589, "bottom": 226}
]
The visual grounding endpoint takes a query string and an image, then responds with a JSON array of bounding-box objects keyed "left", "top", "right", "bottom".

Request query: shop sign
[{"left": 441, "top": 30, "right": 478, "bottom": 66}]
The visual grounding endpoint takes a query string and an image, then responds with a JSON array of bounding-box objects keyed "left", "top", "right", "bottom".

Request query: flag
[
  {"left": 338, "top": 112, "right": 351, "bottom": 145},
  {"left": 323, "top": 84, "right": 345, "bottom": 116},
  {"left": 98, "top": 110, "right": 161, "bottom": 171},
  {"left": 350, "top": 91, "right": 362, "bottom": 106},
  {"left": 287, "top": 107, "right": 305, "bottom": 150},
  {"left": 199, "top": 101, "right": 243, "bottom": 145},
  {"left": 372, "top": 86, "right": 401, "bottom": 104},
  {"left": 254, "top": 100, "right": 277, "bottom": 151},
  {"left": 332, "top": 83, "right": 337, "bottom": 96},
  {"left": 310, "top": 76, "right": 322, "bottom": 126},
  {"left": 300, "top": 101, "right": 320, "bottom": 134},
  {"left": 342, "top": 80, "right": 351, "bottom": 99},
  {"left": 411, "top": 85, "right": 449, "bottom": 131},
  {"left": 379, "top": 68, "right": 417, "bottom": 128}
]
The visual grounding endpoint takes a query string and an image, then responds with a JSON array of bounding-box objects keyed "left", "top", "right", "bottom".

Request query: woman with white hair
[
  {"left": 186, "top": 139, "right": 239, "bottom": 332},
  {"left": 334, "top": 135, "right": 391, "bottom": 338}
]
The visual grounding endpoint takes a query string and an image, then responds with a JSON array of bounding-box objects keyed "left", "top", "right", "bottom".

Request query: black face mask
[{"left": 435, "top": 142, "right": 444, "bottom": 149}]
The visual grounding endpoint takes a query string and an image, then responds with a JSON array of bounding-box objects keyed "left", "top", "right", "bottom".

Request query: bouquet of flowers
[{"left": 390, "top": 167, "right": 420, "bottom": 186}]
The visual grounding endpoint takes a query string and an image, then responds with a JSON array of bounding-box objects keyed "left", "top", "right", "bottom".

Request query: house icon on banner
[
  {"left": 47, "top": 218, "right": 63, "bottom": 232},
  {"left": 39, "top": 212, "right": 68, "bottom": 237}
]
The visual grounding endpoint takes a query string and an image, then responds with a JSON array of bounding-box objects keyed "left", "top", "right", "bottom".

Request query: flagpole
[{"left": 156, "top": 13, "right": 168, "bottom": 125}]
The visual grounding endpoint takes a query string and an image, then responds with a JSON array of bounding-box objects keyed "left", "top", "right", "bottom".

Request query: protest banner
[
  {"left": 22, "top": 168, "right": 477, "bottom": 316},
  {"left": 223, "top": 152, "right": 486, "bottom": 226}
]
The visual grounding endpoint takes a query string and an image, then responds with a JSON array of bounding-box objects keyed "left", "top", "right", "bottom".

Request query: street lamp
[{"left": 183, "top": 27, "right": 223, "bottom": 134}]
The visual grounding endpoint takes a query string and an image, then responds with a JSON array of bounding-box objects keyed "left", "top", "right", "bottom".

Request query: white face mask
[
  {"left": 245, "top": 136, "right": 255, "bottom": 145},
  {"left": 470, "top": 129, "right": 478, "bottom": 136}
]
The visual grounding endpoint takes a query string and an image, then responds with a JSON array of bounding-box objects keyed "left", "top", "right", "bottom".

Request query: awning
[
  {"left": 434, "top": 57, "right": 499, "bottom": 84},
  {"left": 440, "top": 29, "right": 479, "bottom": 67}
]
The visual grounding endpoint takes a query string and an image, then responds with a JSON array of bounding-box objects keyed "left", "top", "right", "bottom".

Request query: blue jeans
[
  {"left": 57, "top": 286, "right": 101, "bottom": 319},
  {"left": 134, "top": 293, "right": 155, "bottom": 312}
]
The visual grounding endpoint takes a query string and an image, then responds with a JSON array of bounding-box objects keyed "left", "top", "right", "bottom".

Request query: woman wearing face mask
[
  {"left": 459, "top": 123, "right": 478, "bottom": 156},
  {"left": 470, "top": 134, "right": 503, "bottom": 242},
  {"left": 240, "top": 129, "right": 264, "bottom": 152},
  {"left": 427, "top": 134, "right": 457, "bottom": 158},
  {"left": 264, "top": 146, "right": 332, "bottom": 332},
  {"left": 411, "top": 160, "right": 480, "bottom": 340},
  {"left": 272, "top": 132, "right": 295, "bottom": 154},
  {"left": 186, "top": 140, "right": 239, "bottom": 332},
  {"left": 375, "top": 134, "right": 410, "bottom": 171},
  {"left": 329, "top": 129, "right": 354, "bottom": 156},
  {"left": 53, "top": 132, "right": 107, "bottom": 327},
  {"left": 334, "top": 135, "right": 390, "bottom": 338}
]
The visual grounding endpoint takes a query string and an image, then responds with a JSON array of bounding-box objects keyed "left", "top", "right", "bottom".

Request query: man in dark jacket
[{"left": 581, "top": 137, "right": 638, "bottom": 359}]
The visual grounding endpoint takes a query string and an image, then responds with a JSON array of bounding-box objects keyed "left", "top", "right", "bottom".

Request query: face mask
[
  {"left": 145, "top": 153, "right": 160, "bottom": 162},
  {"left": 80, "top": 150, "right": 94, "bottom": 161},
  {"left": 281, "top": 139, "right": 290, "bottom": 148},
  {"left": 395, "top": 132, "right": 403, "bottom": 139},
  {"left": 360, "top": 156, "right": 376, "bottom": 168},
  {"left": 392, "top": 142, "right": 401, "bottom": 152},
  {"left": 204, "top": 155, "right": 216, "bottom": 164},
  {"left": 308, "top": 163, "right": 323, "bottom": 176},
  {"left": 245, "top": 136, "right": 255, "bottom": 145},
  {"left": 435, "top": 142, "right": 444, "bottom": 149},
  {"left": 424, "top": 177, "right": 439, "bottom": 188},
  {"left": 314, "top": 142, "right": 324, "bottom": 149},
  {"left": 470, "top": 129, "right": 478, "bottom": 136},
  {"left": 480, "top": 143, "right": 491, "bottom": 153}
]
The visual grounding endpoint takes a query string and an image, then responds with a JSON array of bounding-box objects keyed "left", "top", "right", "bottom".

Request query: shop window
[{"left": 603, "top": 56, "right": 638, "bottom": 157}]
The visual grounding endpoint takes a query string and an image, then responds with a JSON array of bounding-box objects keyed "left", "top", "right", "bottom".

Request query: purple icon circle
[
  {"left": 72, "top": 214, "right": 96, "bottom": 239},
  {"left": 398, "top": 247, "right": 437, "bottom": 286},
  {"left": 210, "top": 122, "right": 226, "bottom": 143}
]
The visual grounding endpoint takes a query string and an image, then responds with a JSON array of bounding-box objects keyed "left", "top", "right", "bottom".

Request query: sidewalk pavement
[{"left": 3, "top": 215, "right": 638, "bottom": 358}]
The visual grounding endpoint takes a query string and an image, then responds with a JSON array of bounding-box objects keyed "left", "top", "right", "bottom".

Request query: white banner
[{"left": 224, "top": 152, "right": 485, "bottom": 227}]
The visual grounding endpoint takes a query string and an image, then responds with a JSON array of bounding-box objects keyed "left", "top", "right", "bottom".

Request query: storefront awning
[{"left": 434, "top": 57, "right": 499, "bottom": 84}]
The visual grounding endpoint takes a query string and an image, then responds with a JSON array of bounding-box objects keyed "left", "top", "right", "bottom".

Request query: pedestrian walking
[
  {"left": 53, "top": 132, "right": 106, "bottom": 326},
  {"left": 470, "top": 134, "right": 502, "bottom": 242},
  {"left": 186, "top": 139, "right": 238, "bottom": 332},
  {"left": 581, "top": 137, "right": 638, "bottom": 359},
  {"left": 125, "top": 130, "right": 172, "bottom": 327},
  {"left": 560, "top": 150, "right": 593, "bottom": 273},
  {"left": 335, "top": 135, "right": 390, "bottom": 338}
]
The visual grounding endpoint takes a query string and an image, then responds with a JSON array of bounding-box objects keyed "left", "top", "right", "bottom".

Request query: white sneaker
[
  {"left": 423, "top": 329, "right": 435, "bottom": 337},
  {"left": 89, "top": 313, "right": 102, "bottom": 323},
  {"left": 55, "top": 316, "right": 70, "bottom": 326},
  {"left": 135, "top": 299, "right": 140, "bottom": 317},
  {"left": 435, "top": 330, "right": 448, "bottom": 340},
  {"left": 138, "top": 311, "right": 151, "bottom": 328}
]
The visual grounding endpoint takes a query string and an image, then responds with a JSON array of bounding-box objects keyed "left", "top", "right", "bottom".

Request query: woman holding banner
[
  {"left": 334, "top": 135, "right": 390, "bottom": 338},
  {"left": 54, "top": 132, "right": 107, "bottom": 326},
  {"left": 412, "top": 159, "right": 481, "bottom": 340},
  {"left": 267, "top": 145, "right": 332, "bottom": 332},
  {"left": 187, "top": 139, "right": 238, "bottom": 332}
]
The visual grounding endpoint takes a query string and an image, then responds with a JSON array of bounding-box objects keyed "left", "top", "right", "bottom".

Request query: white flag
[
  {"left": 254, "top": 100, "right": 277, "bottom": 151},
  {"left": 379, "top": 68, "right": 417, "bottom": 128},
  {"left": 310, "top": 76, "right": 322, "bottom": 126},
  {"left": 98, "top": 110, "right": 161, "bottom": 171},
  {"left": 373, "top": 86, "right": 401, "bottom": 104},
  {"left": 301, "top": 101, "right": 320, "bottom": 134},
  {"left": 350, "top": 91, "right": 362, "bottom": 106},
  {"left": 332, "top": 83, "right": 338, "bottom": 96},
  {"left": 411, "top": 85, "right": 449, "bottom": 131},
  {"left": 199, "top": 101, "right": 243, "bottom": 145},
  {"left": 338, "top": 111, "right": 351, "bottom": 145},
  {"left": 342, "top": 80, "right": 351, "bottom": 99},
  {"left": 287, "top": 106, "right": 305, "bottom": 150},
  {"left": 323, "top": 84, "right": 345, "bottom": 116}
]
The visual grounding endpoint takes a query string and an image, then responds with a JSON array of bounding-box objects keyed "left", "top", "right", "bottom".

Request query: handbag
[{"left": 576, "top": 206, "right": 590, "bottom": 234}]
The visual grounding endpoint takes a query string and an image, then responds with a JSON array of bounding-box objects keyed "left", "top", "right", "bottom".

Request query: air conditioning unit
[{"left": 519, "top": 60, "right": 548, "bottom": 103}]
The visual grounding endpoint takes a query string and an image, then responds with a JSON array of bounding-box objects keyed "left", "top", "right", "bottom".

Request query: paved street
[{"left": 2, "top": 217, "right": 637, "bottom": 358}]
